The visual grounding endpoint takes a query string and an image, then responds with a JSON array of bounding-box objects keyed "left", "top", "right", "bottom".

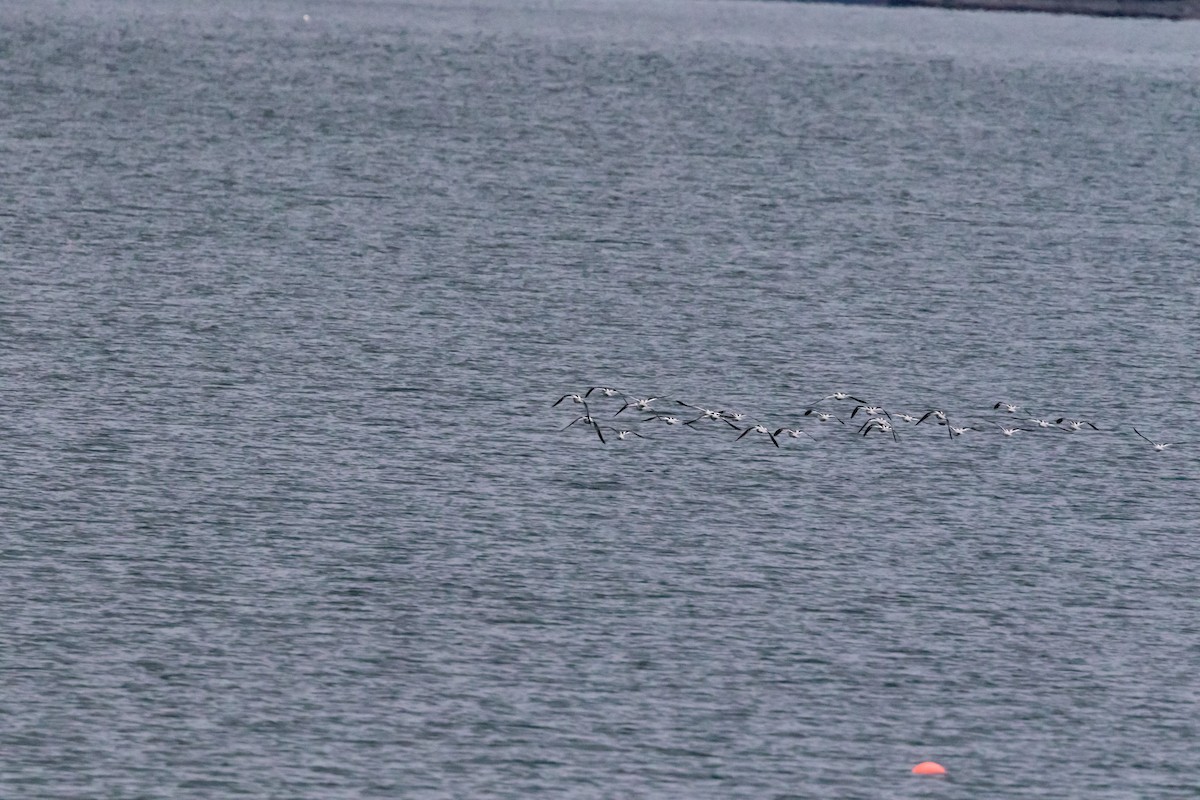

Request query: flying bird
[
  {"left": 643, "top": 414, "right": 685, "bottom": 426},
  {"left": 851, "top": 404, "right": 891, "bottom": 420},
  {"left": 813, "top": 391, "right": 867, "bottom": 407},
  {"left": 676, "top": 401, "right": 739, "bottom": 429},
  {"left": 585, "top": 386, "right": 626, "bottom": 400},
  {"left": 552, "top": 393, "right": 587, "bottom": 408},
  {"left": 1133, "top": 428, "right": 1188, "bottom": 451},
  {"left": 992, "top": 421, "right": 1032, "bottom": 437},
  {"left": 859, "top": 417, "right": 899, "bottom": 442},
  {"left": 736, "top": 424, "right": 780, "bottom": 447},
  {"left": 917, "top": 409, "right": 954, "bottom": 438},
  {"left": 563, "top": 412, "right": 605, "bottom": 443},
  {"left": 604, "top": 428, "right": 647, "bottom": 441},
  {"left": 774, "top": 427, "right": 818, "bottom": 442},
  {"left": 616, "top": 397, "right": 660, "bottom": 416}
]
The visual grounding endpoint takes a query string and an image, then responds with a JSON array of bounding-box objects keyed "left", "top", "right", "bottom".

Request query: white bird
[
  {"left": 553, "top": 393, "right": 587, "bottom": 408},
  {"left": 859, "top": 417, "right": 898, "bottom": 442},
  {"left": 851, "top": 404, "right": 891, "bottom": 420},
  {"left": 585, "top": 386, "right": 625, "bottom": 400},
  {"left": 817, "top": 391, "right": 867, "bottom": 405},
  {"left": 604, "top": 427, "right": 647, "bottom": 440},
  {"left": 676, "top": 401, "right": 717, "bottom": 417},
  {"left": 804, "top": 409, "right": 845, "bottom": 424},
  {"left": 1057, "top": 418, "right": 1099, "bottom": 432},
  {"left": 563, "top": 413, "right": 605, "bottom": 443},
  {"left": 1027, "top": 417, "right": 1057, "bottom": 429},
  {"left": 993, "top": 402, "right": 1020, "bottom": 413},
  {"left": 992, "top": 421, "right": 1031, "bottom": 437},
  {"left": 1133, "top": 428, "right": 1188, "bottom": 451},
  {"left": 616, "top": 397, "right": 659, "bottom": 416},
  {"left": 917, "top": 409, "right": 954, "bottom": 438},
  {"left": 895, "top": 412, "right": 920, "bottom": 424},
  {"left": 736, "top": 423, "right": 780, "bottom": 447},
  {"left": 947, "top": 424, "right": 978, "bottom": 437},
  {"left": 676, "top": 401, "right": 739, "bottom": 429},
  {"left": 643, "top": 414, "right": 684, "bottom": 426},
  {"left": 774, "top": 427, "right": 817, "bottom": 442}
]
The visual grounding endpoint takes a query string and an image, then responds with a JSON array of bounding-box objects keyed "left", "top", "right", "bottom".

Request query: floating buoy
[{"left": 912, "top": 761, "right": 946, "bottom": 776}]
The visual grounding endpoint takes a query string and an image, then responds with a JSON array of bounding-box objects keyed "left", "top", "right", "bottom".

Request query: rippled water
[{"left": 3, "top": 0, "right": 1199, "bottom": 796}]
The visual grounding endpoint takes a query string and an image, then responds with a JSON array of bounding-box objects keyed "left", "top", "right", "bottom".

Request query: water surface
[{"left": 2, "top": 0, "right": 1199, "bottom": 797}]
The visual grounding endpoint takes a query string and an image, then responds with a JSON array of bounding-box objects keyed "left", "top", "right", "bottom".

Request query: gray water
[{"left": 3, "top": 0, "right": 1200, "bottom": 796}]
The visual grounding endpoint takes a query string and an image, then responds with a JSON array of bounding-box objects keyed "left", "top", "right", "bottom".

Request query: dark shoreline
[{"left": 814, "top": 0, "right": 1200, "bottom": 18}]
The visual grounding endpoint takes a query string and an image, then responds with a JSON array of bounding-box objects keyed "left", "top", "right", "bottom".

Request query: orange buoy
[{"left": 912, "top": 761, "right": 946, "bottom": 776}]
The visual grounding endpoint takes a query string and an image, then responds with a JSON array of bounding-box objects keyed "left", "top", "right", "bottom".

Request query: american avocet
[
  {"left": 815, "top": 391, "right": 867, "bottom": 406},
  {"left": 804, "top": 409, "right": 845, "bottom": 424},
  {"left": 991, "top": 421, "right": 1031, "bottom": 437},
  {"left": 585, "top": 386, "right": 626, "bottom": 400},
  {"left": 736, "top": 423, "right": 780, "bottom": 447},
  {"left": 563, "top": 412, "right": 605, "bottom": 443},
  {"left": 946, "top": 424, "right": 979, "bottom": 437},
  {"left": 1056, "top": 418, "right": 1099, "bottom": 431},
  {"left": 993, "top": 402, "right": 1020, "bottom": 413},
  {"left": 1133, "top": 428, "right": 1188, "bottom": 451},
  {"left": 917, "top": 409, "right": 953, "bottom": 438},
  {"left": 604, "top": 427, "right": 647, "bottom": 440},
  {"left": 643, "top": 414, "right": 685, "bottom": 427},
  {"left": 616, "top": 397, "right": 660, "bottom": 416},
  {"left": 894, "top": 412, "right": 920, "bottom": 424},
  {"left": 774, "top": 427, "right": 817, "bottom": 442},
  {"left": 553, "top": 393, "right": 587, "bottom": 408},
  {"left": 1026, "top": 417, "right": 1057, "bottom": 429},
  {"left": 676, "top": 401, "right": 739, "bottom": 429},
  {"left": 850, "top": 404, "right": 891, "bottom": 420},
  {"left": 859, "top": 417, "right": 898, "bottom": 442}
]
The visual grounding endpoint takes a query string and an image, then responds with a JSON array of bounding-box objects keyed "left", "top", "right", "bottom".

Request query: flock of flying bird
[{"left": 552, "top": 387, "right": 1191, "bottom": 452}]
